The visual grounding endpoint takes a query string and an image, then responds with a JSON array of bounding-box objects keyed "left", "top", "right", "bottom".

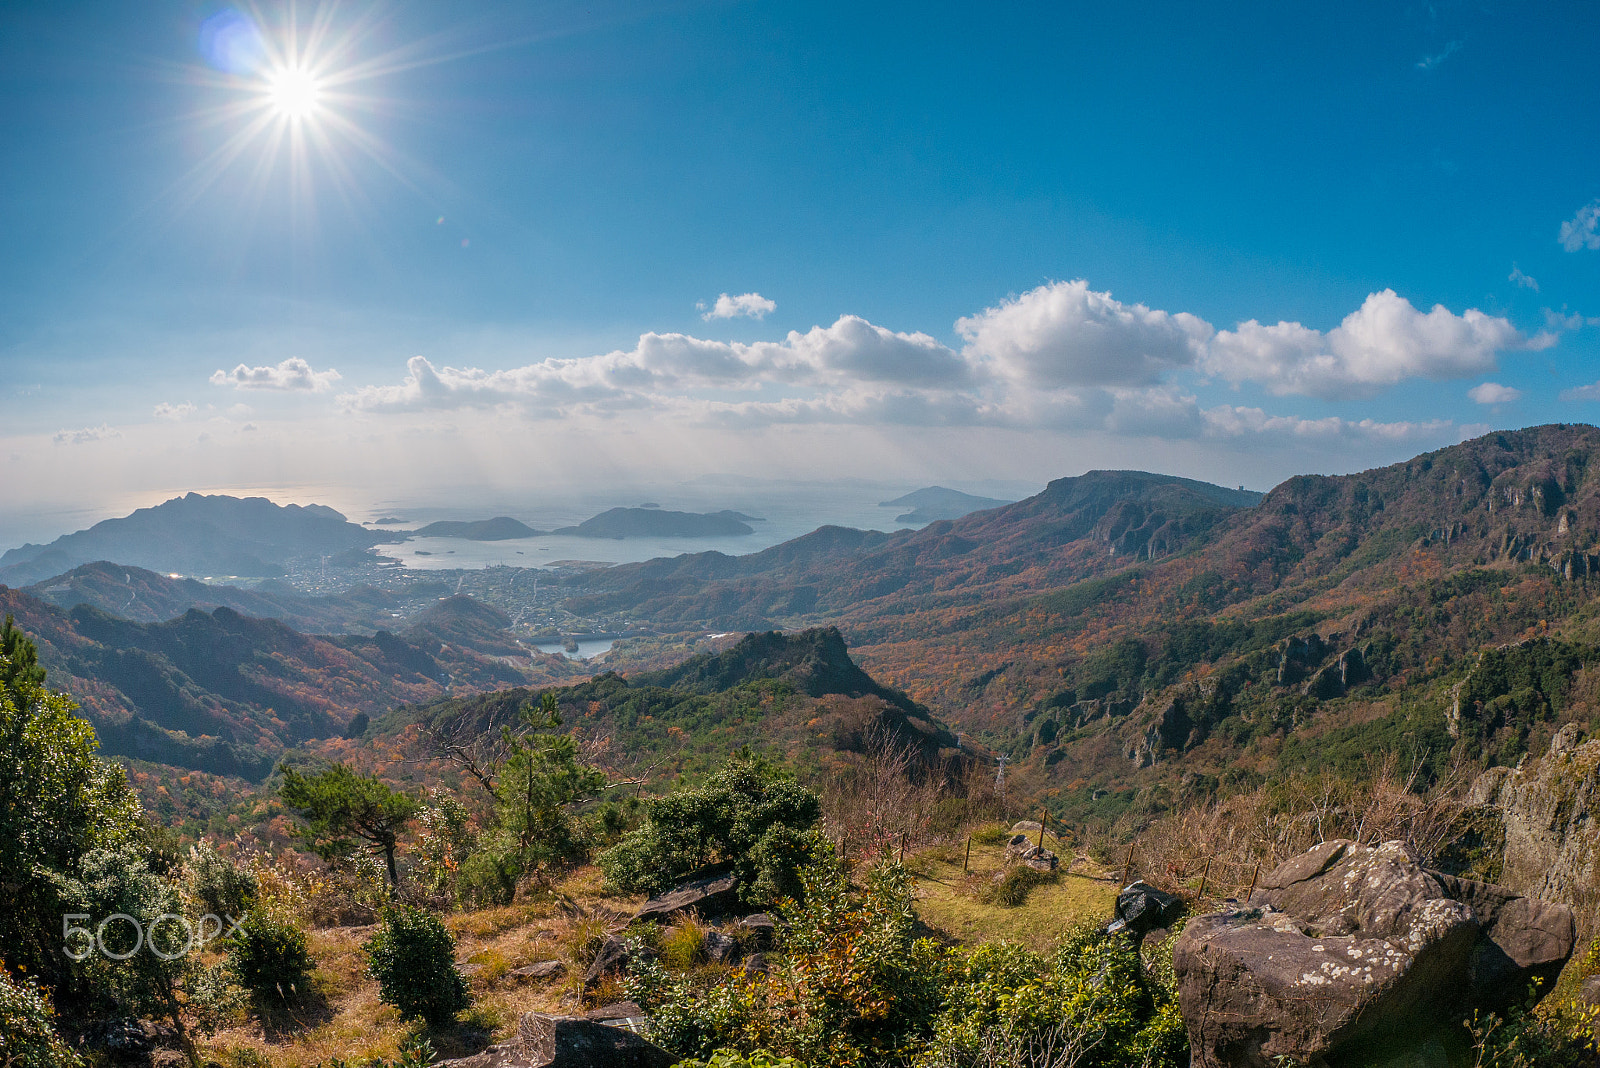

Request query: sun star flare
[{"left": 265, "top": 65, "right": 323, "bottom": 120}]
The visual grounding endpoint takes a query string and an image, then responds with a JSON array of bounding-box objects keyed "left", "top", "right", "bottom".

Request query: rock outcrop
[
  {"left": 585, "top": 937, "right": 657, "bottom": 991},
  {"left": 1003, "top": 833, "right": 1059, "bottom": 871},
  {"left": 1471, "top": 723, "right": 1600, "bottom": 937},
  {"left": 1173, "top": 839, "right": 1575, "bottom": 1067},
  {"left": 628, "top": 864, "right": 741, "bottom": 925},
  {"left": 438, "top": 1013, "right": 675, "bottom": 1068},
  {"left": 1106, "top": 881, "right": 1183, "bottom": 941}
]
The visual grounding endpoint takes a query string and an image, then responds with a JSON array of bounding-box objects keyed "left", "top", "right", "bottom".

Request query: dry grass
[
  {"left": 822, "top": 723, "right": 950, "bottom": 859},
  {"left": 1129, "top": 751, "right": 1471, "bottom": 909},
  {"left": 195, "top": 834, "right": 1119, "bottom": 1065},
  {"left": 910, "top": 831, "right": 1117, "bottom": 952},
  {"left": 197, "top": 866, "right": 642, "bottom": 1066}
]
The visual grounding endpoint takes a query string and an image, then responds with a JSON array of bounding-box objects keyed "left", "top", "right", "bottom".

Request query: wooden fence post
[
  {"left": 963, "top": 834, "right": 972, "bottom": 874},
  {"left": 900, "top": 831, "right": 906, "bottom": 864},
  {"left": 1197, "top": 858, "right": 1211, "bottom": 899},
  {"left": 1037, "top": 809, "right": 1046, "bottom": 852},
  {"left": 1122, "top": 843, "right": 1135, "bottom": 886},
  {"left": 1246, "top": 861, "right": 1261, "bottom": 902}
]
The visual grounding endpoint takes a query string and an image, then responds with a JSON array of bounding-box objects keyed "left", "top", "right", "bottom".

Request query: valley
[{"left": 11, "top": 427, "right": 1600, "bottom": 1067}]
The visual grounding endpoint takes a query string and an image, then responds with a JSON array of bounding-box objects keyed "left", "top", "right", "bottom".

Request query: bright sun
[{"left": 266, "top": 66, "right": 322, "bottom": 119}]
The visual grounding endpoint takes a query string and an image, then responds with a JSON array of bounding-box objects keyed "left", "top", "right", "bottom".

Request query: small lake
[{"left": 531, "top": 638, "right": 615, "bottom": 660}]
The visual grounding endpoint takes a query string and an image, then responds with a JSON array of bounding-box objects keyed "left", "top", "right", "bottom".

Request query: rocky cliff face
[{"left": 1472, "top": 723, "right": 1600, "bottom": 938}]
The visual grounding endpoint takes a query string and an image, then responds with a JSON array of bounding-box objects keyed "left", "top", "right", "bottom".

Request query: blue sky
[{"left": 3, "top": 0, "right": 1599, "bottom": 536}]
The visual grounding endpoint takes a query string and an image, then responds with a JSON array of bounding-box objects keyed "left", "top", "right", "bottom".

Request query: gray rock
[
  {"left": 629, "top": 864, "right": 740, "bottom": 925},
  {"left": 742, "top": 952, "right": 770, "bottom": 976},
  {"left": 511, "top": 960, "right": 567, "bottom": 982},
  {"left": 438, "top": 1013, "right": 675, "bottom": 1068},
  {"left": 1471, "top": 728, "right": 1600, "bottom": 944},
  {"left": 704, "top": 930, "right": 740, "bottom": 963},
  {"left": 738, "top": 913, "right": 776, "bottom": 949},
  {"left": 584, "top": 937, "right": 656, "bottom": 989},
  {"left": 584, "top": 1001, "right": 644, "bottom": 1022},
  {"left": 1003, "top": 833, "right": 1058, "bottom": 870},
  {"left": 1106, "top": 881, "right": 1182, "bottom": 939},
  {"left": 1173, "top": 839, "right": 1575, "bottom": 1068}
]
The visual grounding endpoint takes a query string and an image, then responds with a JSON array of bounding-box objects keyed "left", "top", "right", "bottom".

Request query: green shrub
[
  {"left": 365, "top": 905, "right": 470, "bottom": 1027},
  {"left": 0, "top": 967, "right": 83, "bottom": 1068},
  {"left": 185, "top": 840, "right": 259, "bottom": 920},
  {"left": 970, "top": 825, "right": 1009, "bottom": 846},
  {"left": 990, "top": 865, "right": 1054, "bottom": 907},
  {"left": 672, "top": 1052, "right": 805, "bottom": 1068},
  {"left": 915, "top": 927, "right": 1187, "bottom": 1068},
  {"left": 228, "top": 908, "right": 314, "bottom": 1002},
  {"left": 413, "top": 789, "right": 477, "bottom": 906},
  {"left": 69, "top": 842, "right": 245, "bottom": 1036},
  {"left": 1464, "top": 981, "right": 1600, "bottom": 1068},
  {"left": 630, "top": 857, "right": 950, "bottom": 1065},
  {"left": 600, "top": 754, "right": 827, "bottom": 908},
  {"left": 0, "top": 618, "right": 142, "bottom": 988}
]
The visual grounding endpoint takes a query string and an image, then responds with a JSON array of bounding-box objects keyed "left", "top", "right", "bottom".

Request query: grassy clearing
[
  {"left": 200, "top": 869, "right": 643, "bottom": 1067},
  {"left": 197, "top": 837, "right": 1116, "bottom": 1065},
  {"left": 908, "top": 828, "right": 1118, "bottom": 952}
]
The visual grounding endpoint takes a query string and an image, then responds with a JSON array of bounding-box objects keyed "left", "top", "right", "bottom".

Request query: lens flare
[{"left": 266, "top": 66, "right": 322, "bottom": 119}]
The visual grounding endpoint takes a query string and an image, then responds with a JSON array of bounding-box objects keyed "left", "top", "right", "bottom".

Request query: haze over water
[{"left": 369, "top": 478, "right": 1032, "bottom": 570}]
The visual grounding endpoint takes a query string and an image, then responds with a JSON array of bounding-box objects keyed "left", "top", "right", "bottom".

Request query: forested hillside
[
  {"left": 0, "top": 586, "right": 534, "bottom": 778},
  {"left": 381, "top": 628, "right": 967, "bottom": 788},
  {"left": 541, "top": 426, "right": 1600, "bottom": 832}
]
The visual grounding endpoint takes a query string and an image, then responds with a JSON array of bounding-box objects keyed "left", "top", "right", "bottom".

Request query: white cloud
[
  {"left": 153, "top": 401, "right": 197, "bottom": 421},
  {"left": 695, "top": 388, "right": 998, "bottom": 429},
  {"left": 1545, "top": 307, "right": 1600, "bottom": 332},
  {"left": 1199, "top": 406, "right": 1451, "bottom": 444},
  {"left": 210, "top": 357, "right": 342, "bottom": 391},
  {"left": 1560, "top": 200, "right": 1600, "bottom": 252},
  {"left": 1468, "top": 382, "right": 1522, "bottom": 404},
  {"left": 1560, "top": 381, "right": 1600, "bottom": 402},
  {"left": 1509, "top": 264, "right": 1539, "bottom": 291},
  {"left": 1205, "top": 289, "right": 1542, "bottom": 399},
  {"left": 53, "top": 425, "right": 122, "bottom": 445},
  {"left": 1416, "top": 40, "right": 1461, "bottom": 71},
  {"left": 701, "top": 292, "right": 777, "bottom": 320},
  {"left": 956, "top": 280, "right": 1212, "bottom": 388},
  {"left": 335, "top": 282, "right": 1531, "bottom": 452},
  {"left": 1104, "top": 387, "right": 1207, "bottom": 439},
  {"left": 341, "top": 316, "right": 970, "bottom": 415}
]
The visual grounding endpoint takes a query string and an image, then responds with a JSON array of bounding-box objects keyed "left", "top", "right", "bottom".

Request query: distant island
[
  {"left": 369, "top": 516, "right": 406, "bottom": 525},
  {"left": 408, "top": 517, "right": 546, "bottom": 541},
  {"left": 553, "top": 506, "right": 758, "bottom": 538},
  {"left": 879, "top": 486, "right": 1015, "bottom": 524},
  {"left": 0, "top": 492, "right": 394, "bottom": 586}
]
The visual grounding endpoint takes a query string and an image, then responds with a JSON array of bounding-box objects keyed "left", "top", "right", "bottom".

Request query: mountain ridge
[{"left": 0, "top": 493, "right": 394, "bottom": 586}]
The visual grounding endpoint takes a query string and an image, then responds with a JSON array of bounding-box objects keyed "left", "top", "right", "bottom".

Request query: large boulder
[
  {"left": 1471, "top": 724, "right": 1600, "bottom": 942},
  {"left": 738, "top": 913, "right": 777, "bottom": 950},
  {"left": 438, "top": 1013, "right": 675, "bottom": 1068},
  {"left": 1106, "top": 881, "right": 1183, "bottom": 940},
  {"left": 629, "top": 864, "right": 741, "bottom": 925},
  {"left": 1173, "top": 839, "right": 1575, "bottom": 1068}
]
